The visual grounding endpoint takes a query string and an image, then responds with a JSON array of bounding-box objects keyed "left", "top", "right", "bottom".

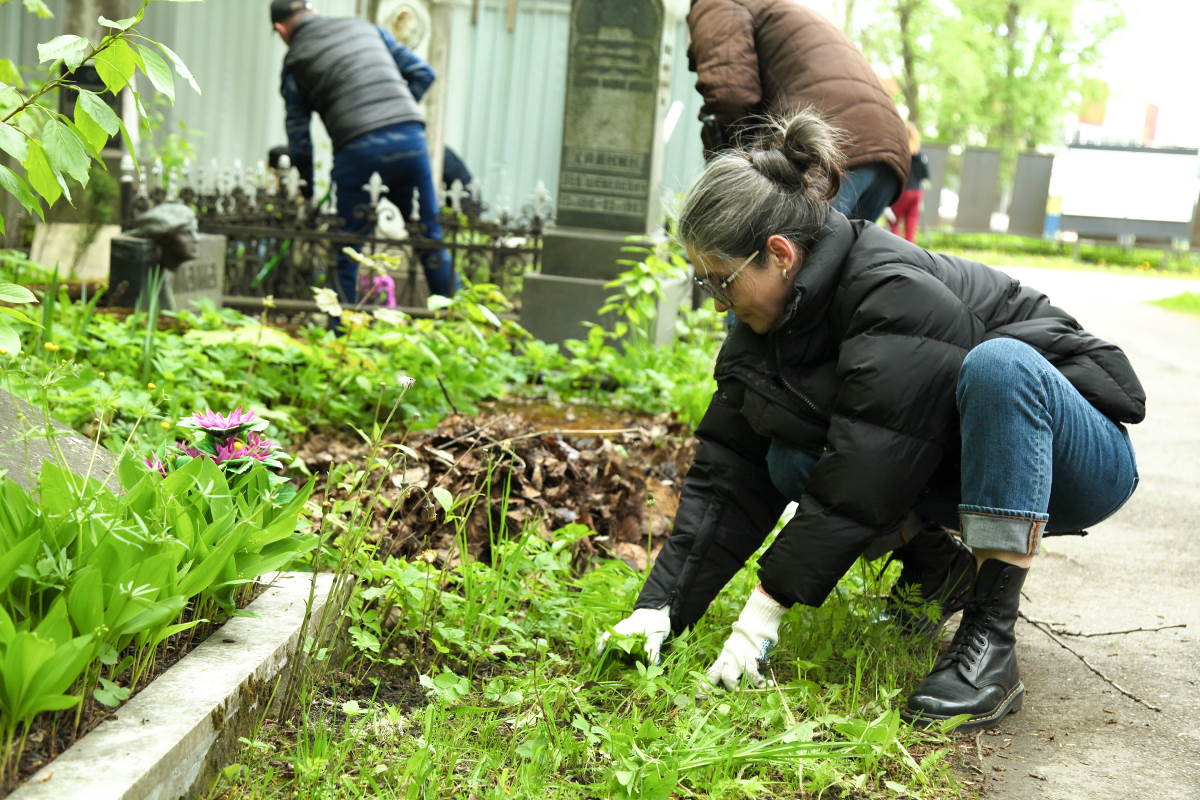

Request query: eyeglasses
[{"left": 693, "top": 250, "right": 759, "bottom": 307}]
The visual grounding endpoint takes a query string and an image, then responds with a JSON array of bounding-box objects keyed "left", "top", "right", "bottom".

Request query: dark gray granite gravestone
[
  {"left": 0, "top": 389, "right": 117, "bottom": 492},
  {"left": 553, "top": 0, "right": 665, "bottom": 235},
  {"left": 1008, "top": 152, "right": 1053, "bottom": 238},
  {"left": 956, "top": 148, "right": 1002, "bottom": 233},
  {"left": 108, "top": 234, "right": 159, "bottom": 308},
  {"left": 920, "top": 144, "right": 948, "bottom": 231},
  {"left": 522, "top": 0, "right": 687, "bottom": 346}
]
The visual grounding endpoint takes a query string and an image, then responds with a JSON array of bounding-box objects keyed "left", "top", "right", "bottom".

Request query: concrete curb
[{"left": 12, "top": 571, "right": 341, "bottom": 800}]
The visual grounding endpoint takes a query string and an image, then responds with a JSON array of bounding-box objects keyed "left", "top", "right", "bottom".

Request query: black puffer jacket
[{"left": 637, "top": 211, "right": 1146, "bottom": 630}]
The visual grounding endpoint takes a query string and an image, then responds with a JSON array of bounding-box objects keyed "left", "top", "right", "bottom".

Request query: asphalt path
[{"left": 961, "top": 267, "right": 1200, "bottom": 799}]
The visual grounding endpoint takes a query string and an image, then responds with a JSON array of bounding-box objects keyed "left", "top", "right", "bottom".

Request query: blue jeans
[
  {"left": 332, "top": 121, "right": 456, "bottom": 304},
  {"left": 765, "top": 339, "right": 1139, "bottom": 555},
  {"left": 834, "top": 162, "right": 901, "bottom": 222},
  {"left": 957, "top": 338, "right": 1138, "bottom": 554}
]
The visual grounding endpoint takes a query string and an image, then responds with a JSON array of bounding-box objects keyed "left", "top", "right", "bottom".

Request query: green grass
[
  {"left": 931, "top": 246, "right": 1200, "bottom": 278},
  {"left": 919, "top": 231, "right": 1200, "bottom": 278},
  {"left": 1151, "top": 291, "right": 1200, "bottom": 316},
  {"left": 0, "top": 277, "right": 722, "bottom": 456},
  {"left": 206, "top": 484, "right": 975, "bottom": 800}
]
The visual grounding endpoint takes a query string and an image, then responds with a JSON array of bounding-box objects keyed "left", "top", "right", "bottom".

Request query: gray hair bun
[
  {"left": 676, "top": 108, "right": 846, "bottom": 265},
  {"left": 751, "top": 109, "right": 846, "bottom": 200}
]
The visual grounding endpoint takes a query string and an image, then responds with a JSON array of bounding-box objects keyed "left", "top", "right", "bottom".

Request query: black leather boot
[
  {"left": 902, "top": 558, "right": 1027, "bottom": 733},
  {"left": 884, "top": 525, "right": 975, "bottom": 638}
]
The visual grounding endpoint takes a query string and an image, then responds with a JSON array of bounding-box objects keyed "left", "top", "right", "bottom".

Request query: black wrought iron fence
[{"left": 122, "top": 159, "right": 552, "bottom": 311}]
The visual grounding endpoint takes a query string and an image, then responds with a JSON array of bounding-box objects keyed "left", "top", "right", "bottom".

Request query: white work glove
[
  {"left": 595, "top": 606, "right": 672, "bottom": 665},
  {"left": 706, "top": 588, "right": 787, "bottom": 690}
]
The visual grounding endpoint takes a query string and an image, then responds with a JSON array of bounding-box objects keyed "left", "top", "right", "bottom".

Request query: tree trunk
[
  {"left": 897, "top": 0, "right": 920, "bottom": 125},
  {"left": 841, "top": 0, "right": 857, "bottom": 38},
  {"left": 997, "top": 0, "right": 1020, "bottom": 149},
  {"left": 64, "top": 0, "right": 135, "bottom": 43}
]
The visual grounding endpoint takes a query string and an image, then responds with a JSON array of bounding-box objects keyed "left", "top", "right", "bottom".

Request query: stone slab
[
  {"left": 520, "top": 270, "right": 690, "bottom": 347},
  {"left": 542, "top": 227, "right": 647, "bottom": 281},
  {"left": 11, "top": 571, "right": 340, "bottom": 800},
  {"left": 0, "top": 388, "right": 117, "bottom": 492},
  {"left": 650, "top": 270, "right": 691, "bottom": 345},
  {"left": 521, "top": 273, "right": 615, "bottom": 345},
  {"left": 1058, "top": 215, "right": 1191, "bottom": 244},
  {"left": 107, "top": 235, "right": 159, "bottom": 309},
  {"left": 29, "top": 222, "right": 122, "bottom": 281}
]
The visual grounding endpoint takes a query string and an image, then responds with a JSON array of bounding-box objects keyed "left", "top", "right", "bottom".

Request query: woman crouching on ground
[{"left": 597, "top": 109, "right": 1143, "bottom": 732}]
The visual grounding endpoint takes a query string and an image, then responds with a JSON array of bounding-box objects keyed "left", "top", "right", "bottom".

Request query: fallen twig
[
  {"left": 1019, "top": 611, "right": 1163, "bottom": 713},
  {"left": 1025, "top": 620, "right": 1186, "bottom": 638},
  {"left": 434, "top": 375, "right": 460, "bottom": 415},
  {"left": 436, "top": 416, "right": 504, "bottom": 450},
  {"left": 494, "top": 427, "right": 641, "bottom": 446}
]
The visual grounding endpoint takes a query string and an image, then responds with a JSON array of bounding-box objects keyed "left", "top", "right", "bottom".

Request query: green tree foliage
[
  {"left": 861, "top": 0, "right": 1123, "bottom": 164},
  {"left": 0, "top": 0, "right": 202, "bottom": 238}
]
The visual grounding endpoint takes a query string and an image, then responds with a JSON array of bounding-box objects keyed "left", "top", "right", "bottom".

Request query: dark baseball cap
[{"left": 270, "top": 0, "right": 311, "bottom": 24}]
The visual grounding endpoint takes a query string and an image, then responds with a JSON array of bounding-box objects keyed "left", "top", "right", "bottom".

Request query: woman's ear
[{"left": 766, "top": 234, "right": 800, "bottom": 274}]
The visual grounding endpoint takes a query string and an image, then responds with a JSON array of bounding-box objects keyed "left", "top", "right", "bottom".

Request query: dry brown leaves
[{"left": 293, "top": 405, "right": 695, "bottom": 571}]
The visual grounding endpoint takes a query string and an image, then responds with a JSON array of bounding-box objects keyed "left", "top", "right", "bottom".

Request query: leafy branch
[{"left": 0, "top": 0, "right": 204, "bottom": 237}]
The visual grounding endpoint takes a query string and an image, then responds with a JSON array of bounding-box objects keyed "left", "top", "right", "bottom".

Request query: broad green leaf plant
[
  {"left": 0, "top": 454, "right": 315, "bottom": 788},
  {"left": 0, "top": 0, "right": 203, "bottom": 237},
  {"left": 0, "top": 281, "right": 37, "bottom": 355}
]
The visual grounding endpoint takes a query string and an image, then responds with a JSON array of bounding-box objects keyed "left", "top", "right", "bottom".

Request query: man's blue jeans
[
  {"left": 766, "top": 338, "right": 1139, "bottom": 555},
  {"left": 834, "top": 162, "right": 901, "bottom": 223},
  {"left": 331, "top": 121, "right": 456, "bottom": 304}
]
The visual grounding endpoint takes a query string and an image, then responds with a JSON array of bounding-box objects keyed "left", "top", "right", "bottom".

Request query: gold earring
[{"left": 781, "top": 269, "right": 789, "bottom": 280}]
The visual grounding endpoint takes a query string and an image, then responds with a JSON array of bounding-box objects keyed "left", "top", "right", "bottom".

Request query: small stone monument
[
  {"left": 108, "top": 203, "right": 226, "bottom": 311},
  {"left": 521, "top": 0, "right": 689, "bottom": 346}
]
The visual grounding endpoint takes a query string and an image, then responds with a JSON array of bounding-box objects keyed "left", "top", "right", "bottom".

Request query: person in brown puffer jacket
[{"left": 688, "top": 0, "right": 910, "bottom": 222}]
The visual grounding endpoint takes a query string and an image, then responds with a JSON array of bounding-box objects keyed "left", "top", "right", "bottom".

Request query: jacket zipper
[{"left": 773, "top": 337, "right": 822, "bottom": 418}]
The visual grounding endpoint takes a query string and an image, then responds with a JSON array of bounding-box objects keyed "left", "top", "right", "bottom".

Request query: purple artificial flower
[
  {"left": 180, "top": 407, "right": 268, "bottom": 439},
  {"left": 214, "top": 432, "right": 280, "bottom": 464},
  {"left": 171, "top": 441, "right": 204, "bottom": 459},
  {"left": 373, "top": 275, "right": 397, "bottom": 308},
  {"left": 244, "top": 432, "right": 281, "bottom": 460}
]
